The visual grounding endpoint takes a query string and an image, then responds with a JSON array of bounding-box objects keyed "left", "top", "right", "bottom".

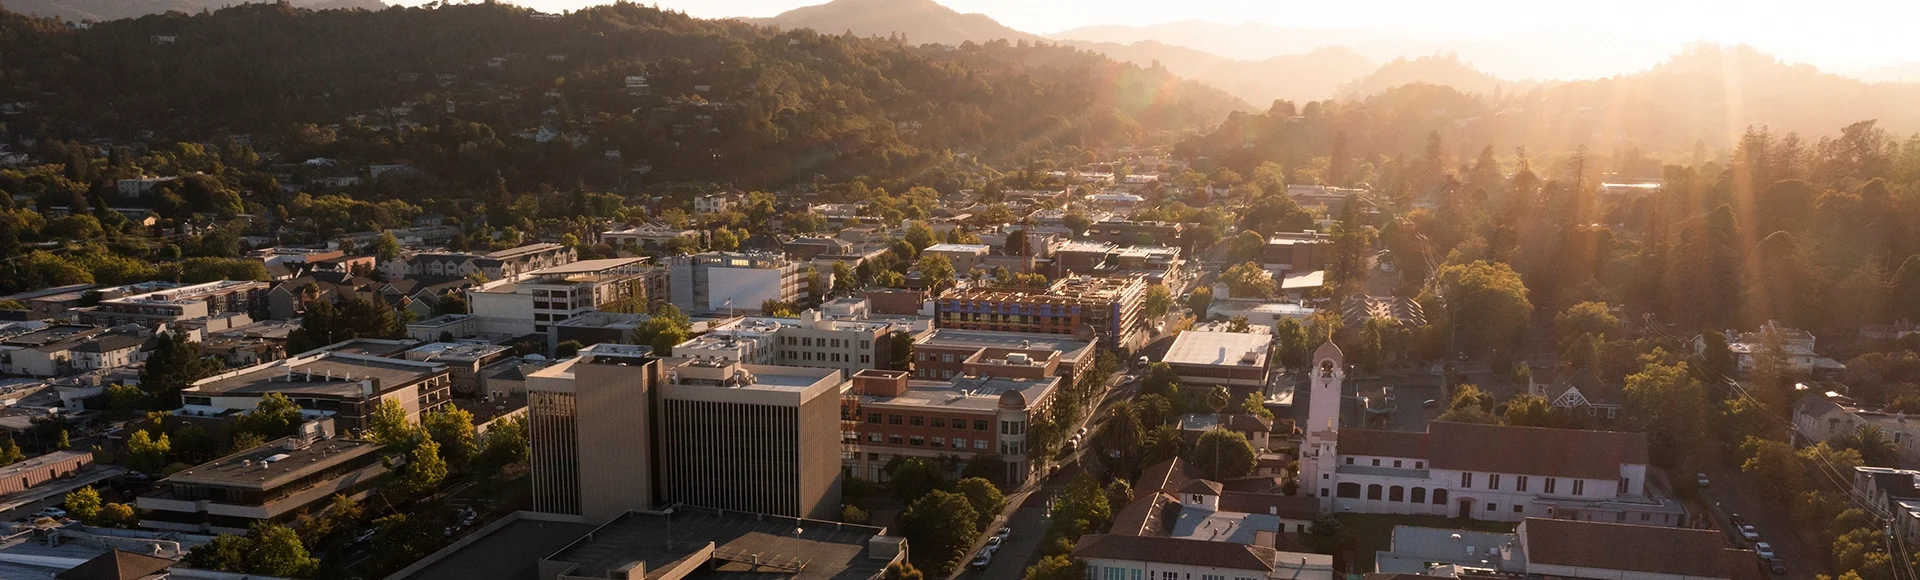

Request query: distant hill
[
  {"left": 6, "top": 0, "right": 382, "bottom": 22},
  {"left": 752, "top": 0, "right": 1375, "bottom": 106},
  {"left": 1336, "top": 53, "right": 1535, "bottom": 99},
  {"left": 746, "top": 0, "right": 1039, "bottom": 46},
  {"left": 1854, "top": 61, "right": 1920, "bottom": 83},
  {"left": 1049, "top": 20, "right": 1390, "bottom": 62}
]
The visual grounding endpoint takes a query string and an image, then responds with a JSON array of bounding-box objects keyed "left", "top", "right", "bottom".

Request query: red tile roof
[
  {"left": 1428, "top": 422, "right": 1647, "bottom": 479},
  {"left": 1337, "top": 428, "right": 1430, "bottom": 459},
  {"left": 1522, "top": 518, "right": 1736, "bottom": 578}
]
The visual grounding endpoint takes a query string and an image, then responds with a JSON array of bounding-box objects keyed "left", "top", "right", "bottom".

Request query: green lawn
[{"left": 1335, "top": 513, "right": 1517, "bottom": 573}]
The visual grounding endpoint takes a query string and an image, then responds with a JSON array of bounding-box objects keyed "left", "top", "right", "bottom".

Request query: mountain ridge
[{"left": 6, "top": 0, "right": 383, "bottom": 22}]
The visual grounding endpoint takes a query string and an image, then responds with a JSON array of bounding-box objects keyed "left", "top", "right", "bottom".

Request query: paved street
[{"left": 1700, "top": 462, "right": 1826, "bottom": 580}]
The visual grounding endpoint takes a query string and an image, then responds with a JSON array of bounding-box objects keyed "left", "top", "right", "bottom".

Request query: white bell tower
[{"left": 1300, "top": 342, "right": 1344, "bottom": 511}]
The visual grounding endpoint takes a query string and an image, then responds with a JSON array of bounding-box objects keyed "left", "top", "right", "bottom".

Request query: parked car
[
  {"left": 970, "top": 549, "right": 993, "bottom": 570},
  {"left": 352, "top": 528, "right": 378, "bottom": 544},
  {"left": 1696, "top": 473, "right": 1710, "bottom": 487},
  {"left": 985, "top": 536, "right": 1003, "bottom": 553},
  {"left": 34, "top": 508, "right": 65, "bottom": 519},
  {"left": 994, "top": 527, "right": 1012, "bottom": 541},
  {"left": 1422, "top": 399, "right": 1439, "bottom": 408},
  {"left": 1739, "top": 524, "right": 1760, "bottom": 541},
  {"left": 1769, "top": 559, "right": 1787, "bottom": 575},
  {"left": 444, "top": 525, "right": 460, "bottom": 538},
  {"left": 1754, "top": 542, "right": 1775, "bottom": 560},
  {"left": 1076, "top": 427, "right": 1088, "bottom": 437},
  {"left": 1729, "top": 513, "right": 1748, "bottom": 526}
]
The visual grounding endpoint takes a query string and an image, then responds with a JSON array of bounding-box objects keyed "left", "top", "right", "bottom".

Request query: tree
[
  {"left": 1229, "top": 230, "right": 1267, "bottom": 263},
  {"left": 1274, "top": 318, "right": 1310, "bottom": 371},
  {"left": 1048, "top": 474, "right": 1111, "bottom": 540},
  {"left": 234, "top": 392, "right": 305, "bottom": 441},
  {"left": 101, "top": 503, "right": 136, "bottom": 528},
  {"left": 248, "top": 522, "right": 318, "bottom": 577},
  {"left": 372, "top": 231, "right": 400, "bottom": 262},
  {"left": 1833, "top": 425, "right": 1901, "bottom": 467},
  {"left": 1435, "top": 384, "right": 1500, "bottom": 425},
  {"left": 1024, "top": 554, "right": 1084, "bottom": 580},
  {"left": 887, "top": 457, "right": 949, "bottom": 504},
  {"left": 1427, "top": 260, "right": 1533, "bottom": 355},
  {"left": 1623, "top": 359, "right": 1710, "bottom": 467},
  {"left": 370, "top": 513, "right": 442, "bottom": 570},
  {"left": 710, "top": 227, "right": 740, "bottom": 251},
  {"left": 898, "top": 490, "right": 980, "bottom": 575},
  {"left": 1186, "top": 286, "right": 1213, "bottom": 316},
  {"left": 127, "top": 429, "right": 171, "bottom": 473},
  {"left": 555, "top": 340, "right": 583, "bottom": 358},
  {"left": 477, "top": 415, "right": 529, "bottom": 472},
  {"left": 1220, "top": 261, "right": 1275, "bottom": 298},
  {"left": 139, "top": 330, "right": 217, "bottom": 406},
  {"left": 0, "top": 438, "right": 22, "bottom": 466},
  {"left": 953, "top": 477, "right": 1005, "bottom": 528},
  {"left": 1142, "top": 424, "right": 1185, "bottom": 467},
  {"left": 1239, "top": 393, "right": 1274, "bottom": 421},
  {"left": 1188, "top": 430, "right": 1257, "bottom": 480},
  {"left": 1555, "top": 301, "right": 1620, "bottom": 343},
  {"left": 365, "top": 398, "right": 420, "bottom": 452},
  {"left": 917, "top": 254, "right": 955, "bottom": 293},
  {"left": 1143, "top": 285, "right": 1174, "bottom": 318},
  {"left": 402, "top": 438, "right": 449, "bottom": 495},
  {"left": 423, "top": 407, "right": 479, "bottom": 470},
  {"left": 903, "top": 222, "right": 936, "bottom": 254},
  {"left": 1500, "top": 394, "right": 1583, "bottom": 429},
  {"left": 883, "top": 562, "right": 926, "bottom": 580},
  {"left": 1140, "top": 362, "right": 1181, "bottom": 402},
  {"left": 831, "top": 260, "right": 858, "bottom": 297},
  {"left": 64, "top": 486, "right": 103, "bottom": 524}
]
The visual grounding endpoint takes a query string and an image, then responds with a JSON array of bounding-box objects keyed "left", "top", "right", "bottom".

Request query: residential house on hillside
[{"left": 1527, "top": 367, "right": 1624, "bottom": 421}]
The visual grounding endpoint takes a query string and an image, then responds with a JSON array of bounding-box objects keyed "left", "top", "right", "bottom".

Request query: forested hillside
[{"left": 0, "top": 2, "right": 1241, "bottom": 189}]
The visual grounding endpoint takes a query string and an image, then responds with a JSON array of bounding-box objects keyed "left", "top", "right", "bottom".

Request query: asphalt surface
[{"left": 1701, "top": 462, "right": 1826, "bottom": 580}]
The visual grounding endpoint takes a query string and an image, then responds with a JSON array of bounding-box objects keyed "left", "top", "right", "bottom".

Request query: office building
[
  {"left": 76, "top": 280, "right": 269, "bottom": 328},
  {"left": 1162, "top": 330, "right": 1274, "bottom": 392},
  {"left": 467, "top": 258, "right": 653, "bottom": 335},
  {"left": 668, "top": 252, "right": 808, "bottom": 313},
  {"left": 911, "top": 328, "right": 1092, "bottom": 384},
  {"left": 935, "top": 275, "right": 1146, "bottom": 349},
  {"left": 138, "top": 420, "right": 386, "bottom": 534},
  {"left": 181, "top": 350, "right": 452, "bottom": 431},
  {"left": 843, "top": 358, "right": 1059, "bottom": 484},
  {"left": 525, "top": 344, "right": 844, "bottom": 524}
]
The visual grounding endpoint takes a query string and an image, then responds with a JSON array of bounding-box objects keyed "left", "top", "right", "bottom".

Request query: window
[
  {"left": 1432, "top": 489, "right": 1449, "bottom": 504},
  {"left": 1619, "top": 477, "right": 1629, "bottom": 493},
  {"left": 973, "top": 439, "right": 988, "bottom": 450},
  {"left": 889, "top": 415, "right": 903, "bottom": 425},
  {"left": 1163, "top": 573, "right": 1178, "bottom": 580},
  {"left": 1367, "top": 484, "right": 1382, "bottom": 500},
  {"left": 1544, "top": 478, "right": 1557, "bottom": 494},
  {"left": 862, "top": 341, "right": 872, "bottom": 349},
  {"left": 1371, "top": 459, "right": 1380, "bottom": 467},
  {"left": 1641, "top": 513, "right": 1651, "bottom": 521},
  {"left": 1394, "top": 460, "right": 1403, "bottom": 468},
  {"left": 1415, "top": 461, "right": 1424, "bottom": 469},
  {"left": 1336, "top": 483, "right": 1361, "bottom": 498},
  {"left": 1516, "top": 475, "right": 1528, "bottom": 492},
  {"left": 1461, "top": 472, "right": 1473, "bottom": 488},
  {"left": 1320, "top": 488, "right": 1329, "bottom": 497},
  {"left": 1201, "top": 575, "right": 1223, "bottom": 580},
  {"left": 931, "top": 418, "right": 946, "bottom": 428},
  {"left": 1345, "top": 457, "right": 1354, "bottom": 465},
  {"left": 1488, "top": 474, "right": 1501, "bottom": 490},
  {"left": 867, "top": 433, "right": 881, "bottom": 442},
  {"left": 1572, "top": 480, "right": 1585, "bottom": 496},
  {"left": 861, "top": 355, "right": 870, "bottom": 363},
  {"left": 1389, "top": 486, "right": 1404, "bottom": 502},
  {"left": 975, "top": 420, "right": 989, "bottom": 431},
  {"left": 910, "top": 416, "right": 925, "bottom": 427},
  {"left": 1410, "top": 488, "right": 1427, "bottom": 503},
  {"left": 943, "top": 354, "right": 955, "bottom": 363},
  {"left": 888, "top": 434, "right": 902, "bottom": 444},
  {"left": 909, "top": 436, "right": 924, "bottom": 446},
  {"left": 866, "top": 413, "right": 882, "bottom": 424},
  {"left": 932, "top": 437, "right": 946, "bottom": 448},
  {"left": 1486, "top": 503, "right": 1497, "bottom": 512},
  {"left": 954, "top": 438, "right": 967, "bottom": 449}
]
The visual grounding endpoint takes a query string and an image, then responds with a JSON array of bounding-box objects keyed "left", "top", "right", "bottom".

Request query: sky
[{"left": 455, "top": 0, "right": 1920, "bottom": 70}]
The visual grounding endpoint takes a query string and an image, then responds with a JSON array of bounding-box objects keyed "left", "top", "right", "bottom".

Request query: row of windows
[
  {"left": 1336, "top": 483, "right": 1449, "bottom": 504},
  {"left": 782, "top": 336, "right": 871, "bottom": 349},
  {"left": 1457, "top": 472, "right": 1608, "bottom": 495},
  {"left": 1348, "top": 457, "right": 1425, "bottom": 469},
  {"left": 914, "top": 369, "right": 958, "bottom": 379},
  {"left": 1085, "top": 567, "right": 1252, "bottom": 580},
  {"left": 864, "top": 432, "right": 989, "bottom": 450},
  {"left": 866, "top": 414, "right": 990, "bottom": 430}
]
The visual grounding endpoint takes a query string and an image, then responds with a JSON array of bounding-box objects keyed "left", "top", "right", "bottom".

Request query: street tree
[{"left": 898, "top": 490, "right": 979, "bottom": 575}]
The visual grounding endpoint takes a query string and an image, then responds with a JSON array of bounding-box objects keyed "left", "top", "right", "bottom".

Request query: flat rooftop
[
  {"left": 1164, "top": 331, "right": 1271, "bottom": 367},
  {"left": 544, "top": 508, "right": 894, "bottom": 580},
  {"left": 917, "top": 329, "right": 1092, "bottom": 360},
  {"left": 922, "top": 243, "right": 990, "bottom": 253},
  {"left": 408, "top": 342, "right": 512, "bottom": 361},
  {"left": 190, "top": 353, "right": 446, "bottom": 398},
  {"left": 161, "top": 436, "right": 381, "bottom": 490},
  {"left": 525, "top": 257, "right": 648, "bottom": 276},
  {"left": 863, "top": 375, "right": 1059, "bottom": 412}
]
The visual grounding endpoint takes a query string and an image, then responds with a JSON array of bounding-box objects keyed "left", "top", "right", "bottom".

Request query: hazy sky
[{"left": 446, "top": 0, "right": 1920, "bottom": 69}]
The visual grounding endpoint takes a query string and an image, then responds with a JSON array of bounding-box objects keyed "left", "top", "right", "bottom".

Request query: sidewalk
[{"left": 0, "top": 465, "right": 126, "bottom": 516}]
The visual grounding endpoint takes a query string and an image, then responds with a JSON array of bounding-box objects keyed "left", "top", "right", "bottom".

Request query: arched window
[
  {"left": 1337, "top": 482, "right": 1361, "bottom": 498},
  {"left": 1410, "top": 487, "right": 1427, "bottom": 504},
  {"left": 1432, "top": 488, "right": 1449, "bottom": 504},
  {"left": 1389, "top": 486, "right": 1405, "bottom": 502},
  {"left": 1367, "top": 484, "right": 1383, "bottom": 500}
]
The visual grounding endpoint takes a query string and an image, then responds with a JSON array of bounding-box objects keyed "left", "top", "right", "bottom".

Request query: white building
[
  {"left": 1075, "top": 534, "right": 1334, "bottom": 580},
  {"left": 668, "top": 252, "right": 807, "bottom": 313},
  {"left": 693, "top": 192, "right": 735, "bottom": 214},
  {"left": 468, "top": 258, "right": 652, "bottom": 335},
  {"left": 1302, "top": 342, "right": 1684, "bottom": 525}
]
